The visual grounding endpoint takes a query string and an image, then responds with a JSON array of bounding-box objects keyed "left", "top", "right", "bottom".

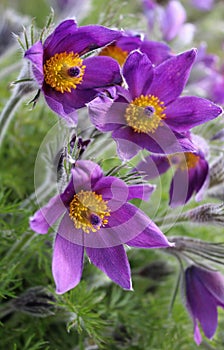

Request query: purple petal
[
  {"left": 140, "top": 39, "right": 172, "bottom": 65},
  {"left": 192, "top": 267, "right": 224, "bottom": 308},
  {"left": 81, "top": 56, "right": 122, "bottom": 89},
  {"left": 136, "top": 154, "right": 170, "bottom": 179},
  {"left": 86, "top": 245, "right": 132, "bottom": 289},
  {"left": 123, "top": 51, "right": 154, "bottom": 99},
  {"left": 83, "top": 203, "right": 158, "bottom": 248},
  {"left": 185, "top": 266, "right": 218, "bottom": 340},
  {"left": 116, "top": 34, "right": 142, "bottom": 52},
  {"left": 29, "top": 194, "right": 66, "bottom": 234},
  {"left": 57, "top": 213, "right": 85, "bottom": 246},
  {"left": 71, "top": 160, "right": 103, "bottom": 193},
  {"left": 191, "top": 0, "right": 214, "bottom": 11},
  {"left": 24, "top": 41, "right": 44, "bottom": 86},
  {"left": 127, "top": 184, "right": 156, "bottom": 201},
  {"left": 52, "top": 234, "right": 84, "bottom": 294},
  {"left": 194, "top": 158, "right": 209, "bottom": 201},
  {"left": 161, "top": 1, "right": 186, "bottom": 42},
  {"left": 126, "top": 219, "right": 172, "bottom": 248},
  {"left": 169, "top": 168, "right": 194, "bottom": 207},
  {"left": 88, "top": 92, "right": 127, "bottom": 132},
  {"left": 112, "top": 126, "right": 143, "bottom": 159},
  {"left": 148, "top": 49, "right": 196, "bottom": 105},
  {"left": 165, "top": 96, "right": 222, "bottom": 132},
  {"left": 45, "top": 23, "right": 122, "bottom": 57},
  {"left": 43, "top": 85, "right": 78, "bottom": 122},
  {"left": 44, "top": 19, "right": 78, "bottom": 58},
  {"left": 93, "top": 176, "right": 129, "bottom": 211},
  {"left": 112, "top": 124, "right": 196, "bottom": 159}
]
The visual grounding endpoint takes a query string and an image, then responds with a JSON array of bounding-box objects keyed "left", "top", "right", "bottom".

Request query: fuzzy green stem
[
  {"left": 0, "top": 91, "right": 23, "bottom": 146},
  {"left": 0, "top": 302, "right": 14, "bottom": 319},
  {"left": 154, "top": 212, "right": 188, "bottom": 227}
]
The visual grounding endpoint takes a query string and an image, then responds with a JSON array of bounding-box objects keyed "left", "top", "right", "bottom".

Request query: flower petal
[
  {"left": 136, "top": 155, "right": 170, "bottom": 179},
  {"left": 122, "top": 50, "right": 154, "bottom": 99},
  {"left": 45, "top": 22, "right": 122, "bottom": 57},
  {"left": 71, "top": 160, "right": 103, "bottom": 193},
  {"left": 112, "top": 124, "right": 196, "bottom": 159},
  {"left": 86, "top": 245, "right": 132, "bottom": 290},
  {"left": 81, "top": 56, "right": 122, "bottom": 89},
  {"left": 29, "top": 194, "right": 66, "bottom": 234},
  {"left": 165, "top": 96, "right": 222, "bottom": 132},
  {"left": 44, "top": 19, "right": 78, "bottom": 58},
  {"left": 126, "top": 218, "right": 171, "bottom": 248},
  {"left": 43, "top": 86, "right": 78, "bottom": 123},
  {"left": 24, "top": 41, "right": 44, "bottom": 86},
  {"left": 161, "top": 0, "right": 186, "bottom": 42},
  {"left": 169, "top": 168, "right": 194, "bottom": 207},
  {"left": 141, "top": 39, "right": 172, "bottom": 66},
  {"left": 88, "top": 92, "right": 127, "bottom": 132},
  {"left": 185, "top": 266, "right": 218, "bottom": 340},
  {"left": 148, "top": 49, "right": 196, "bottom": 105},
  {"left": 93, "top": 176, "right": 129, "bottom": 211},
  {"left": 52, "top": 234, "right": 84, "bottom": 294},
  {"left": 127, "top": 184, "right": 156, "bottom": 201}
]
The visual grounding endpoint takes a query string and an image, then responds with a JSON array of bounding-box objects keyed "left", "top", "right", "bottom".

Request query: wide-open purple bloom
[
  {"left": 24, "top": 19, "right": 122, "bottom": 123},
  {"left": 88, "top": 50, "right": 222, "bottom": 160},
  {"left": 136, "top": 135, "right": 209, "bottom": 207},
  {"left": 30, "top": 160, "right": 172, "bottom": 294},
  {"left": 184, "top": 265, "right": 224, "bottom": 345}
]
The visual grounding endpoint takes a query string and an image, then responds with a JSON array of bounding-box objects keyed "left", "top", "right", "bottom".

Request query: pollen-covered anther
[
  {"left": 69, "top": 190, "right": 110, "bottom": 233},
  {"left": 125, "top": 94, "right": 166, "bottom": 133},
  {"left": 44, "top": 52, "right": 86, "bottom": 93},
  {"left": 99, "top": 44, "right": 128, "bottom": 66}
]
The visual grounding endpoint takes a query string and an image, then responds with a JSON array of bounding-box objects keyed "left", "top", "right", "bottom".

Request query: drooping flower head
[
  {"left": 184, "top": 265, "right": 224, "bottom": 345},
  {"left": 89, "top": 50, "right": 222, "bottom": 160},
  {"left": 136, "top": 135, "right": 210, "bottom": 207},
  {"left": 30, "top": 160, "right": 172, "bottom": 294},
  {"left": 24, "top": 19, "right": 122, "bottom": 123}
]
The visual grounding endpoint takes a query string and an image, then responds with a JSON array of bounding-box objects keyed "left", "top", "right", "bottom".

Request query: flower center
[
  {"left": 44, "top": 52, "right": 86, "bottom": 93},
  {"left": 169, "top": 152, "right": 200, "bottom": 170},
  {"left": 125, "top": 95, "right": 166, "bottom": 133},
  {"left": 69, "top": 190, "right": 110, "bottom": 233},
  {"left": 99, "top": 44, "right": 128, "bottom": 66}
]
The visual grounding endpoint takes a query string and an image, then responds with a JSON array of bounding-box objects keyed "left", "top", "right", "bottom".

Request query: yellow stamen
[
  {"left": 44, "top": 52, "right": 86, "bottom": 93},
  {"left": 169, "top": 152, "right": 200, "bottom": 171},
  {"left": 125, "top": 94, "right": 166, "bottom": 133},
  {"left": 99, "top": 44, "right": 128, "bottom": 66},
  {"left": 69, "top": 190, "right": 110, "bottom": 234}
]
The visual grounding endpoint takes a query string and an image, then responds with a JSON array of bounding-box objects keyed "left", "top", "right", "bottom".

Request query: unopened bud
[
  {"left": 186, "top": 202, "right": 224, "bottom": 226},
  {"left": 12, "top": 286, "right": 56, "bottom": 317}
]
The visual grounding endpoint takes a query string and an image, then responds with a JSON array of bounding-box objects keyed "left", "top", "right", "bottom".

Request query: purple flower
[
  {"left": 99, "top": 31, "right": 172, "bottom": 66},
  {"left": 191, "top": 0, "right": 214, "bottom": 11},
  {"left": 30, "top": 160, "right": 172, "bottom": 294},
  {"left": 88, "top": 50, "right": 222, "bottom": 160},
  {"left": 141, "top": 0, "right": 187, "bottom": 42},
  {"left": 184, "top": 265, "right": 224, "bottom": 345},
  {"left": 161, "top": 0, "right": 186, "bottom": 42},
  {"left": 24, "top": 19, "right": 122, "bottom": 123},
  {"left": 136, "top": 135, "right": 210, "bottom": 207}
]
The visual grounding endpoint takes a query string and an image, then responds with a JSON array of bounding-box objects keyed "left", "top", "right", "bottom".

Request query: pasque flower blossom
[
  {"left": 99, "top": 31, "right": 172, "bottom": 67},
  {"left": 89, "top": 50, "right": 222, "bottom": 160},
  {"left": 24, "top": 19, "right": 122, "bottom": 123},
  {"left": 184, "top": 265, "right": 224, "bottom": 345},
  {"left": 30, "top": 160, "right": 172, "bottom": 294},
  {"left": 136, "top": 135, "right": 209, "bottom": 207}
]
